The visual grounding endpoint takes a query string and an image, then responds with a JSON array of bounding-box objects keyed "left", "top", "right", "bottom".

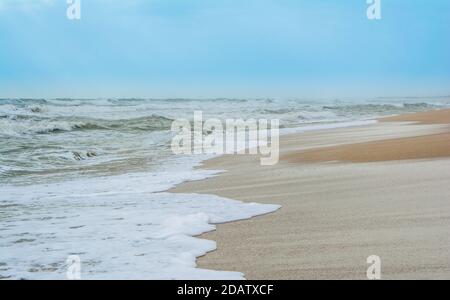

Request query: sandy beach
[{"left": 171, "top": 109, "right": 450, "bottom": 279}]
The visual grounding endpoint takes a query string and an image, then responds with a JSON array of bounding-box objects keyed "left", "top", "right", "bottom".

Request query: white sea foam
[{"left": 0, "top": 155, "right": 280, "bottom": 280}]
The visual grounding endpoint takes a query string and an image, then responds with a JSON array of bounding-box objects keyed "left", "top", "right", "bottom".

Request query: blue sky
[{"left": 0, "top": 0, "right": 449, "bottom": 98}]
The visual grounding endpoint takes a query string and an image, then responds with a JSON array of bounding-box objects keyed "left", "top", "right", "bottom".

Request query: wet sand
[
  {"left": 283, "top": 132, "right": 450, "bottom": 163},
  {"left": 171, "top": 109, "right": 450, "bottom": 279}
]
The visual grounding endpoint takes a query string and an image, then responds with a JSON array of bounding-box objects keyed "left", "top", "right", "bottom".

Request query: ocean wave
[
  {"left": 0, "top": 119, "right": 73, "bottom": 135},
  {"left": 259, "top": 108, "right": 293, "bottom": 114},
  {"left": 0, "top": 115, "right": 174, "bottom": 136},
  {"left": 322, "top": 102, "right": 439, "bottom": 114},
  {"left": 68, "top": 115, "right": 174, "bottom": 132},
  {"left": 402, "top": 102, "right": 437, "bottom": 109}
]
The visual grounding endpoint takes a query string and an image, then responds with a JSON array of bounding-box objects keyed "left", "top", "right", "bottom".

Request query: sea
[{"left": 1, "top": 97, "right": 449, "bottom": 279}]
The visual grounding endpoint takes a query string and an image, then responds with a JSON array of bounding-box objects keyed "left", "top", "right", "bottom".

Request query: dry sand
[{"left": 171, "top": 109, "right": 450, "bottom": 279}]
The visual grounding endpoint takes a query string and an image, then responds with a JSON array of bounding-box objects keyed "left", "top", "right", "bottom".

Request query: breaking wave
[
  {"left": 322, "top": 102, "right": 439, "bottom": 115},
  {"left": 0, "top": 115, "right": 174, "bottom": 136}
]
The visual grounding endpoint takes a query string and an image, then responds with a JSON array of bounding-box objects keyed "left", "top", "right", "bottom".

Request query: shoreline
[{"left": 171, "top": 109, "right": 450, "bottom": 279}]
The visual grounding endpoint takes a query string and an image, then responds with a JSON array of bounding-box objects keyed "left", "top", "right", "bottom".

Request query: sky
[{"left": 0, "top": 0, "right": 449, "bottom": 98}]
